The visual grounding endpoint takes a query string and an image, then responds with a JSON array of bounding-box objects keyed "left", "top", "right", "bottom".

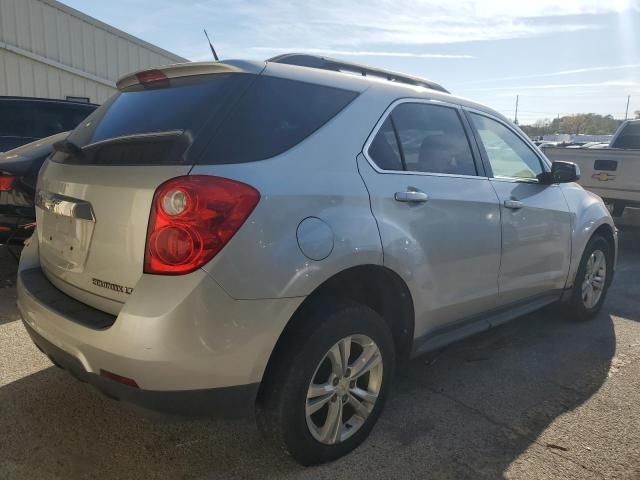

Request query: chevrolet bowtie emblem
[{"left": 592, "top": 172, "right": 616, "bottom": 181}]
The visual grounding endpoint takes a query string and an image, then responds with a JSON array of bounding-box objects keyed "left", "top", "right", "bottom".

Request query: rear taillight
[
  {"left": 144, "top": 176, "right": 260, "bottom": 275},
  {"left": 0, "top": 175, "right": 15, "bottom": 191}
]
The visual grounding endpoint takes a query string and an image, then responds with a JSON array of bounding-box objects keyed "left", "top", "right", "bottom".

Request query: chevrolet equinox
[{"left": 18, "top": 54, "right": 617, "bottom": 465}]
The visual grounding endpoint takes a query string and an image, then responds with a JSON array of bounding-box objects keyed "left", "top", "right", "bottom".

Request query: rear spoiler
[{"left": 116, "top": 60, "right": 265, "bottom": 91}]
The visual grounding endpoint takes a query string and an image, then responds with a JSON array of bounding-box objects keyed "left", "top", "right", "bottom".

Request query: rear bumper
[
  {"left": 16, "top": 237, "right": 304, "bottom": 416},
  {"left": 23, "top": 318, "right": 259, "bottom": 416}
]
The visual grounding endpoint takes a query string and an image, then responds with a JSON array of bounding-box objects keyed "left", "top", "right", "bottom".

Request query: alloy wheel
[
  {"left": 582, "top": 249, "right": 607, "bottom": 309},
  {"left": 305, "top": 335, "right": 383, "bottom": 445}
]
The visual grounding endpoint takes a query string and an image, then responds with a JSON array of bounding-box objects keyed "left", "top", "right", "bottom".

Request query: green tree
[
  {"left": 635, "top": 110, "right": 640, "bottom": 119},
  {"left": 521, "top": 113, "right": 622, "bottom": 137}
]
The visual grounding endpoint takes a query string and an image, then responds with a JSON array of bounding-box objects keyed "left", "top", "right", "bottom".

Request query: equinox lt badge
[{"left": 92, "top": 278, "right": 133, "bottom": 295}]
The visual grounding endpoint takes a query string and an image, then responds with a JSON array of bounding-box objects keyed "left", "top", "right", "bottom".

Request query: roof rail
[{"left": 267, "top": 53, "right": 449, "bottom": 94}]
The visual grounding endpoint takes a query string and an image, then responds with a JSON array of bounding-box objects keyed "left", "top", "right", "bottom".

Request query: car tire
[
  {"left": 256, "top": 300, "right": 395, "bottom": 465},
  {"left": 567, "top": 234, "right": 614, "bottom": 321}
]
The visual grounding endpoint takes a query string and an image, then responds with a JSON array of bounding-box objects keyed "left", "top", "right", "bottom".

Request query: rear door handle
[
  {"left": 504, "top": 199, "right": 524, "bottom": 210},
  {"left": 395, "top": 190, "right": 429, "bottom": 203}
]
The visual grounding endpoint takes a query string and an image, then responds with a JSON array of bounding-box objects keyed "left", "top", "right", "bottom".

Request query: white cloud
[
  {"left": 467, "top": 64, "right": 640, "bottom": 84},
  {"left": 188, "top": 0, "right": 626, "bottom": 51}
]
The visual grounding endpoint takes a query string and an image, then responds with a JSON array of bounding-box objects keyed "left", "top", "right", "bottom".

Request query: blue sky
[{"left": 64, "top": 0, "right": 640, "bottom": 124}]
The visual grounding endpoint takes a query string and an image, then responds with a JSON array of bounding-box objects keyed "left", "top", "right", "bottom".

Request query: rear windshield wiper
[
  {"left": 83, "top": 130, "right": 186, "bottom": 150},
  {"left": 52, "top": 139, "right": 84, "bottom": 158}
]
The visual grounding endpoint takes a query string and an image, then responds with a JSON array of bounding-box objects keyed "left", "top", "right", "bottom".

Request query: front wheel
[
  {"left": 567, "top": 235, "right": 614, "bottom": 321},
  {"left": 256, "top": 301, "right": 395, "bottom": 465}
]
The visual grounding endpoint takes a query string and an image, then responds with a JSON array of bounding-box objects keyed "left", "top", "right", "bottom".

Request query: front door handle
[
  {"left": 504, "top": 199, "right": 524, "bottom": 210},
  {"left": 395, "top": 190, "right": 429, "bottom": 203}
]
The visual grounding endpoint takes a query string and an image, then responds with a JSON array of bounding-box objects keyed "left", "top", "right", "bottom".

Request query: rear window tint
[
  {"left": 201, "top": 76, "right": 358, "bottom": 164},
  {"left": 0, "top": 100, "right": 94, "bottom": 138},
  {"left": 54, "top": 74, "right": 357, "bottom": 166},
  {"left": 32, "top": 103, "right": 94, "bottom": 138},
  {"left": 55, "top": 74, "right": 254, "bottom": 165},
  {"left": 68, "top": 74, "right": 251, "bottom": 148},
  {"left": 611, "top": 123, "right": 640, "bottom": 149}
]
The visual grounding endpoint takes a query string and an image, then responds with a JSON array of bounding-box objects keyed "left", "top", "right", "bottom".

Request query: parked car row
[{"left": 15, "top": 55, "right": 617, "bottom": 465}]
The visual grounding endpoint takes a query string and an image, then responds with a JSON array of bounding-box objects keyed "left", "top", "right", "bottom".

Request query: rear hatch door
[{"left": 36, "top": 64, "right": 260, "bottom": 314}]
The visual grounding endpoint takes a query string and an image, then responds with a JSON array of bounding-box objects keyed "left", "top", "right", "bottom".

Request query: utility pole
[
  {"left": 625, "top": 95, "right": 631, "bottom": 120},
  {"left": 514, "top": 95, "right": 519, "bottom": 125}
]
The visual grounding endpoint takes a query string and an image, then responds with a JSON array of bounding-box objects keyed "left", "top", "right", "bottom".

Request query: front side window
[
  {"left": 470, "top": 113, "right": 543, "bottom": 180},
  {"left": 368, "top": 102, "right": 477, "bottom": 176}
]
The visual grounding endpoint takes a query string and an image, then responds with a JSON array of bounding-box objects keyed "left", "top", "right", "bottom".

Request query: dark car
[
  {"left": 0, "top": 132, "right": 69, "bottom": 244},
  {"left": 0, "top": 96, "right": 97, "bottom": 152}
]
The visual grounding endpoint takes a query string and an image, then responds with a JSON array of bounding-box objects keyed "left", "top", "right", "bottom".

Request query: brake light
[
  {"left": 0, "top": 175, "right": 15, "bottom": 191},
  {"left": 144, "top": 176, "right": 260, "bottom": 275},
  {"left": 135, "top": 69, "right": 169, "bottom": 88}
]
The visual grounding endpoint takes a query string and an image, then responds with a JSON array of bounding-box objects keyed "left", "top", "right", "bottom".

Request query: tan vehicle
[{"left": 542, "top": 120, "right": 640, "bottom": 217}]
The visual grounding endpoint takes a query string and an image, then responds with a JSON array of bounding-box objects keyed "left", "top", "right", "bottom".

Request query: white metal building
[{"left": 0, "top": 0, "right": 187, "bottom": 104}]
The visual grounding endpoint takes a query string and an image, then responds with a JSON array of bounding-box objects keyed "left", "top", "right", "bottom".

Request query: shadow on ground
[{"left": 2, "top": 232, "right": 638, "bottom": 479}]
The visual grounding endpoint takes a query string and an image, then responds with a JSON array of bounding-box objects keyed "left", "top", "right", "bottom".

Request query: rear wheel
[
  {"left": 567, "top": 235, "right": 613, "bottom": 321},
  {"left": 256, "top": 301, "right": 395, "bottom": 465}
]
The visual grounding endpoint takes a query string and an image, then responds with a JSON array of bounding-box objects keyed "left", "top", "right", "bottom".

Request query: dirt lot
[{"left": 1, "top": 215, "right": 639, "bottom": 479}]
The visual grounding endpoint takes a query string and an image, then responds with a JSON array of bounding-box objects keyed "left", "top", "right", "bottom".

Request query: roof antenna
[{"left": 203, "top": 29, "right": 219, "bottom": 61}]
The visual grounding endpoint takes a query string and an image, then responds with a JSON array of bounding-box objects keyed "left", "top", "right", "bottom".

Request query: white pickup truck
[{"left": 542, "top": 120, "right": 640, "bottom": 217}]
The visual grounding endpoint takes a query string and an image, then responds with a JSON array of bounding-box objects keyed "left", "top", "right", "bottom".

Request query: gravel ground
[{"left": 1, "top": 214, "right": 639, "bottom": 480}]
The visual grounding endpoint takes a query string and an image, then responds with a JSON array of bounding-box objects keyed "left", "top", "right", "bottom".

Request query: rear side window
[
  {"left": 611, "top": 123, "right": 640, "bottom": 149},
  {"left": 368, "top": 102, "right": 477, "bottom": 176},
  {"left": 368, "top": 117, "right": 403, "bottom": 170},
  {"left": 201, "top": 76, "right": 359, "bottom": 164}
]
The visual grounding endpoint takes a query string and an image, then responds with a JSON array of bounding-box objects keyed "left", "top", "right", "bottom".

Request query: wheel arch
[
  {"left": 567, "top": 217, "right": 617, "bottom": 289},
  {"left": 257, "top": 264, "right": 415, "bottom": 400}
]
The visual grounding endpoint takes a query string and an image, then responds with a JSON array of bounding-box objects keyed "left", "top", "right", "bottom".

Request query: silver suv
[{"left": 18, "top": 54, "right": 617, "bottom": 465}]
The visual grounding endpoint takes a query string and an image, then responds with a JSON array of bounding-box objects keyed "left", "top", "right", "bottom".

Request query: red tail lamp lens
[
  {"left": 144, "top": 176, "right": 260, "bottom": 275},
  {"left": 0, "top": 175, "right": 15, "bottom": 191}
]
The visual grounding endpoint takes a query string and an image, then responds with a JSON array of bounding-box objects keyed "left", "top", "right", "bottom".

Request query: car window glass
[
  {"left": 32, "top": 104, "right": 93, "bottom": 138},
  {"left": 391, "top": 103, "right": 477, "bottom": 176},
  {"left": 204, "top": 75, "right": 359, "bottom": 164},
  {"left": 470, "top": 114, "right": 542, "bottom": 179},
  {"left": 611, "top": 123, "right": 640, "bottom": 149},
  {"left": 368, "top": 117, "right": 403, "bottom": 170},
  {"left": 0, "top": 101, "right": 34, "bottom": 137}
]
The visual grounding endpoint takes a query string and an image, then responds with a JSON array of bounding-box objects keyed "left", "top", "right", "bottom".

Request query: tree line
[{"left": 520, "top": 112, "right": 639, "bottom": 137}]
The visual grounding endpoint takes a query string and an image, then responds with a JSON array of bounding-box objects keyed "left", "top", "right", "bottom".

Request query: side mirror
[{"left": 540, "top": 161, "right": 581, "bottom": 184}]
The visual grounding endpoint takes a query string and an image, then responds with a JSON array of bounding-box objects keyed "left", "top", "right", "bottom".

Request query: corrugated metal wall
[
  {"left": 0, "top": 48, "right": 115, "bottom": 103},
  {"left": 0, "top": 0, "right": 186, "bottom": 104}
]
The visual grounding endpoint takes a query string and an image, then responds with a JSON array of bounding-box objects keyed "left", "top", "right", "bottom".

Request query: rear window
[
  {"left": 611, "top": 123, "right": 640, "bottom": 149},
  {"left": 67, "top": 74, "right": 251, "bottom": 148},
  {"left": 53, "top": 74, "right": 358, "bottom": 166},
  {"left": 0, "top": 99, "right": 94, "bottom": 139}
]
